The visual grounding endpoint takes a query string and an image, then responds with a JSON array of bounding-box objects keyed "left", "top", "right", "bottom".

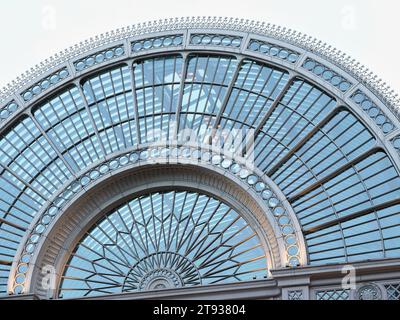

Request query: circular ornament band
[{"left": 10, "top": 142, "right": 305, "bottom": 295}]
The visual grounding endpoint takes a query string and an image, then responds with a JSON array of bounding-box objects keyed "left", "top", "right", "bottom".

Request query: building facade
[{"left": 0, "top": 17, "right": 400, "bottom": 300}]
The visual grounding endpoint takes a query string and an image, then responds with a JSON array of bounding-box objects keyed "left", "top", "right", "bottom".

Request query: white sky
[{"left": 0, "top": 0, "right": 399, "bottom": 93}]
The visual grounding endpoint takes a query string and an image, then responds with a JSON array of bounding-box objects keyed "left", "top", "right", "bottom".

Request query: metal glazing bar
[
  {"left": 211, "top": 57, "right": 245, "bottom": 138},
  {"left": 76, "top": 81, "right": 107, "bottom": 157},
  {"left": 303, "top": 198, "right": 400, "bottom": 235},
  {"left": 0, "top": 217, "right": 27, "bottom": 232},
  {"left": 174, "top": 53, "right": 190, "bottom": 140},
  {"left": 288, "top": 146, "right": 382, "bottom": 203},
  {"left": 267, "top": 105, "right": 343, "bottom": 176}
]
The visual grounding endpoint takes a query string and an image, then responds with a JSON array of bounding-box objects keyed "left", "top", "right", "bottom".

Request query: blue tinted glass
[
  {"left": 134, "top": 56, "right": 182, "bottom": 143},
  {"left": 83, "top": 66, "right": 137, "bottom": 155},
  {"left": 179, "top": 55, "right": 238, "bottom": 144},
  {"left": 255, "top": 79, "right": 336, "bottom": 173}
]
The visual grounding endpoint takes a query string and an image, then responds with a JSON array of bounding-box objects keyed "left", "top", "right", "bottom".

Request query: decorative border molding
[
  {"left": 392, "top": 135, "right": 400, "bottom": 155},
  {"left": 0, "top": 101, "right": 19, "bottom": 124},
  {"left": 351, "top": 89, "right": 396, "bottom": 134},
  {"left": 247, "top": 39, "right": 300, "bottom": 63},
  {"left": 0, "top": 17, "right": 398, "bottom": 119},
  {"left": 302, "top": 58, "right": 353, "bottom": 93},
  {"left": 10, "top": 143, "right": 305, "bottom": 295},
  {"left": 189, "top": 33, "right": 242, "bottom": 48},
  {"left": 21, "top": 68, "right": 69, "bottom": 102},
  {"left": 132, "top": 34, "right": 184, "bottom": 53},
  {"left": 74, "top": 45, "right": 125, "bottom": 72}
]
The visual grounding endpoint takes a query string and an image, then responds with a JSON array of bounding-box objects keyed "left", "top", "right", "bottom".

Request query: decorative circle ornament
[
  {"left": 356, "top": 283, "right": 382, "bottom": 300},
  {"left": 122, "top": 253, "right": 200, "bottom": 292},
  {"left": 11, "top": 143, "right": 305, "bottom": 296}
]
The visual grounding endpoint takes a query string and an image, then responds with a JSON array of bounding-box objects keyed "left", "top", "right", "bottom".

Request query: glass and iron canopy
[{"left": 0, "top": 17, "right": 400, "bottom": 300}]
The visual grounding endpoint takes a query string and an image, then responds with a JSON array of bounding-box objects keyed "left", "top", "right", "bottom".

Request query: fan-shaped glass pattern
[
  {"left": 59, "top": 191, "right": 267, "bottom": 298},
  {"left": 1, "top": 46, "right": 400, "bottom": 297}
]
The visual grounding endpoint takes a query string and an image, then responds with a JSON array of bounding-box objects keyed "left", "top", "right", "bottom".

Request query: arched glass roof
[{"left": 0, "top": 18, "right": 400, "bottom": 297}]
